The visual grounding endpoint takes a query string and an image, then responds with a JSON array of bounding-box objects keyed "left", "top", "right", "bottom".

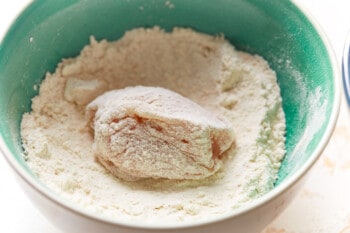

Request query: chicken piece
[
  {"left": 86, "top": 86, "right": 235, "bottom": 181},
  {"left": 64, "top": 78, "right": 107, "bottom": 105}
]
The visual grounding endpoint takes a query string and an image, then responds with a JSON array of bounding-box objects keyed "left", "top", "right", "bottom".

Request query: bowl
[{"left": 0, "top": 1, "right": 340, "bottom": 232}]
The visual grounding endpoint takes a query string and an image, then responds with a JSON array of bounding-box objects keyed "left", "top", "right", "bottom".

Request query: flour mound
[{"left": 21, "top": 27, "right": 285, "bottom": 224}]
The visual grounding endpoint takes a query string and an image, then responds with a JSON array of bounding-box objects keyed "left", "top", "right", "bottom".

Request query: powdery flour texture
[{"left": 21, "top": 27, "right": 286, "bottom": 224}]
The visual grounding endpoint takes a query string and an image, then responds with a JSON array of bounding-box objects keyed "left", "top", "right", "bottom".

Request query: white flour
[{"left": 21, "top": 27, "right": 286, "bottom": 224}]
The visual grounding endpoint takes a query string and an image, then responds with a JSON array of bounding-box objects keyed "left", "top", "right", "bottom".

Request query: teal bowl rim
[{"left": 0, "top": 0, "right": 341, "bottom": 230}]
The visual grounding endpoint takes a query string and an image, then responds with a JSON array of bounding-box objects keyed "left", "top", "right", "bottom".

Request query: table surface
[{"left": 1, "top": 1, "right": 350, "bottom": 233}]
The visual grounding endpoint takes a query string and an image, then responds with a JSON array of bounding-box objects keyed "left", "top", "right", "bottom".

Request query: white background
[{"left": 1, "top": 1, "right": 350, "bottom": 233}]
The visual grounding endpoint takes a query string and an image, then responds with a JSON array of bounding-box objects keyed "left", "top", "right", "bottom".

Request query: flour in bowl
[{"left": 21, "top": 27, "right": 286, "bottom": 224}]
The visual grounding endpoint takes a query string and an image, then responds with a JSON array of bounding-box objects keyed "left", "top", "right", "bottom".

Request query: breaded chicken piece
[{"left": 86, "top": 86, "right": 235, "bottom": 181}]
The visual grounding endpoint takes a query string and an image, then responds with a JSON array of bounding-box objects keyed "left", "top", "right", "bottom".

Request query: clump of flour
[{"left": 21, "top": 27, "right": 285, "bottom": 224}]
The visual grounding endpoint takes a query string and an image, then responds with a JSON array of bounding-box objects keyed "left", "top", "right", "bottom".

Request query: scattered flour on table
[{"left": 20, "top": 27, "right": 286, "bottom": 224}]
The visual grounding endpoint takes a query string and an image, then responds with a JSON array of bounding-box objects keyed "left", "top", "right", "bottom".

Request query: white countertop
[{"left": 1, "top": 1, "right": 350, "bottom": 233}]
